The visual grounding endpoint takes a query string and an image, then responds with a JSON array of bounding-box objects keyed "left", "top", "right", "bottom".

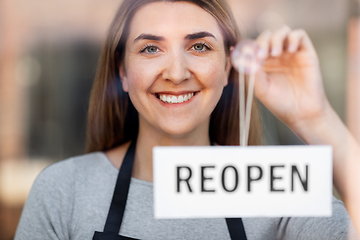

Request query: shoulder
[
  {"left": 15, "top": 152, "right": 115, "bottom": 240},
  {"left": 27, "top": 151, "right": 113, "bottom": 209},
  {"left": 34, "top": 152, "right": 108, "bottom": 187}
]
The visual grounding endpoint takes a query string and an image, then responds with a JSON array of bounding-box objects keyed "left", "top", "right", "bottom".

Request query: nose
[{"left": 162, "top": 50, "right": 191, "bottom": 84}]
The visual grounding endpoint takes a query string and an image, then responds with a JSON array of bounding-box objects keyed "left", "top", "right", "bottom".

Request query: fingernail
[
  {"left": 288, "top": 44, "right": 296, "bottom": 53},
  {"left": 271, "top": 48, "right": 280, "bottom": 57}
]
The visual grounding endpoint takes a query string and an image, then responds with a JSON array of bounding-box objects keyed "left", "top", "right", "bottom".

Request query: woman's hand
[
  {"left": 233, "top": 26, "right": 331, "bottom": 135},
  {"left": 232, "top": 26, "right": 360, "bottom": 237}
]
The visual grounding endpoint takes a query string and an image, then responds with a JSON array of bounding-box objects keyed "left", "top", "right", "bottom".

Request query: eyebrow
[
  {"left": 134, "top": 34, "right": 165, "bottom": 42},
  {"left": 133, "top": 31, "right": 216, "bottom": 42},
  {"left": 185, "top": 31, "right": 216, "bottom": 40}
]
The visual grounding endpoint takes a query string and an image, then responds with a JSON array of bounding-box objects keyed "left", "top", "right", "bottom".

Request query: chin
[
  {"left": 157, "top": 123, "right": 207, "bottom": 141},
  {"left": 160, "top": 127, "right": 195, "bottom": 139},
  {"left": 139, "top": 115, "right": 210, "bottom": 142}
]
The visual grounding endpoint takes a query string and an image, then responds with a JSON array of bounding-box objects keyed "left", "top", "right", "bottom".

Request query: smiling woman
[
  {"left": 85, "top": 0, "right": 262, "bottom": 155},
  {"left": 14, "top": 0, "right": 359, "bottom": 239},
  {"left": 120, "top": 2, "right": 231, "bottom": 144}
]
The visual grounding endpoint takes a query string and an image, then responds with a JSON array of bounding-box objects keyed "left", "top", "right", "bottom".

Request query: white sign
[{"left": 153, "top": 146, "right": 332, "bottom": 218}]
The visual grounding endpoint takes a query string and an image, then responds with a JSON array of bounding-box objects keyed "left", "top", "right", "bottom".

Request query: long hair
[{"left": 86, "top": 0, "right": 263, "bottom": 153}]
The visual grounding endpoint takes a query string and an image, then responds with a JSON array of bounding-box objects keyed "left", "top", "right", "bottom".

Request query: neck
[{"left": 132, "top": 118, "right": 211, "bottom": 182}]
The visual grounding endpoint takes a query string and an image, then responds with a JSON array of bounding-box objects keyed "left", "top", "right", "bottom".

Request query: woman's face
[{"left": 120, "top": 1, "right": 231, "bottom": 139}]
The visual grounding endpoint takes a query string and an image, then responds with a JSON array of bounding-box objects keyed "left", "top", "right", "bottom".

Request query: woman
[{"left": 15, "top": 0, "right": 359, "bottom": 239}]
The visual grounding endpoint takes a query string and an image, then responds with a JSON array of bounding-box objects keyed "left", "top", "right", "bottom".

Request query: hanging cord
[
  {"left": 244, "top": 55, "right": 257, "bottom": 146},
  {"left": 232, "top": 41, "right": 259, "bottom": 146},
  {"left": 239, "top": 57, "right": 246, "bottom": 146}
]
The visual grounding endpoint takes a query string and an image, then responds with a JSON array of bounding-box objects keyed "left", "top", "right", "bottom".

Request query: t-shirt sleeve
[
  {"left": 15, "top": 159, "right": 75, "bottom": 240},
  {"left": 276, "top": 196, "right": 359, "bottom": 240}
]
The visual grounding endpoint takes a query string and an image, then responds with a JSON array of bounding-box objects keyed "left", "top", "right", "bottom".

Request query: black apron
[{"left": 93, "top": 140, "right": 248, "bottom": 240}]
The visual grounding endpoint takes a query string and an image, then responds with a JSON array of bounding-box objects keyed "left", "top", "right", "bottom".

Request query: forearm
[{"left": 290, "top": 102, "right": 360, "bottom": 236}]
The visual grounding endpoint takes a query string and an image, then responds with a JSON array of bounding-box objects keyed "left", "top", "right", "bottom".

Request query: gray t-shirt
[{"left": 15, "top": 152, "right": 358, "bottom": 240}]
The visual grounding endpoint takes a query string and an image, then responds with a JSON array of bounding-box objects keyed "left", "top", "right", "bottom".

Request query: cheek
[
  {"left": 194, "top": 57, "right": 228, "bottom": 88},
  {"left": 125, "top": 60, "right": 159, "bottom": 93}
]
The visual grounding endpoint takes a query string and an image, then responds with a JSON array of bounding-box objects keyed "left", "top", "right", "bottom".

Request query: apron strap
[
  {"left": 93, "top": 231, "right": 138, "bottom": 240},
  {"left": 103, "top": 140, "right": 137, "bottom": 234},
  {"left": 226, "top": 218, "right": 248, "bottom": 240}
]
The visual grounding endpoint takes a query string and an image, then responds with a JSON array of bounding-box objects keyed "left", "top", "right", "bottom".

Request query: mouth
[{"left": 155, "top": 92, "right": 198, "bottom": 104}]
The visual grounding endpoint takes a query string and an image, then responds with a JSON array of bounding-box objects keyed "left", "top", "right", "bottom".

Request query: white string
[
  {"left": 244, "top": 55, "right": 257, "bottom": 146},
  {"left": 238, "top": 52, "right": 257, "bottom": 147},
  {"left": 239, "top": 60, "right": 246, "bottom": 146}
]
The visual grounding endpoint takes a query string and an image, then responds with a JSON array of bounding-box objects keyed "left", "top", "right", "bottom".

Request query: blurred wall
[{"left": 0, "top": 1, "right": 119, "bottom": 239}]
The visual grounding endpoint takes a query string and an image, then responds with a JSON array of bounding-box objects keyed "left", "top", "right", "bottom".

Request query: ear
[
  {"left": 119, "top": 63, "right": 129, "bottom": 92},
  {"left": 224, "top": 46, "right": 234, "bottom": 87}
]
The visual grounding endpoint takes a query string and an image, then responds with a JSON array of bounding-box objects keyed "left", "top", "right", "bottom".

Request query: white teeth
[
  {"left": 158, "top": 92, "right": 196, "bottom": 104},
  {"left": 161, "top": 95, "right": 167, "bottom": 102}
]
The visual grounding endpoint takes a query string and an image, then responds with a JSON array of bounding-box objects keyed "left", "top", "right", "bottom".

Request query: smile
[{"left": 156, "top": 92, "right": 196, "bottom": 104}]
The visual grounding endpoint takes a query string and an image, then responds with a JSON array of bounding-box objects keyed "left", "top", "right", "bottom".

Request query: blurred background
[{"left": 0, "top": 0, "right": 358, "bottom": 239}]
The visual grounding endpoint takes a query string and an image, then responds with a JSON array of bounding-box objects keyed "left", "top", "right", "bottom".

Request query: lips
[{"left": 155, "top": 92, "right": 196, "bottom": 104}]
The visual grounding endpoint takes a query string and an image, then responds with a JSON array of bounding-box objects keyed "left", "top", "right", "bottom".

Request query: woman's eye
[
  {"left": 194, "top": 44, "right": 204, "bottom": 51},
  {"left": 141, "top": 45, "right": 159, "bottom": 53},
  {"left": 192, "top": 43, "right": 210, "bottom": 52}
]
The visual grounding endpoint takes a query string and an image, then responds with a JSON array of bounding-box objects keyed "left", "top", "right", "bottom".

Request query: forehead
[{"left": 128, "top": 1, "right": 223, "bottom": 40}]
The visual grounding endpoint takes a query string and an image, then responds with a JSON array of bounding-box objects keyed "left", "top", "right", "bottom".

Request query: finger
[
  {"left": 255, "top": 29, "right": 272, "bottom": 60},
  {"left": 287, "top": 29, "right": 315, "bottom": 53},
  {"left": 270, "top": 25, "right": 291, "bottom": 57},
  {"left": 287, "top": 29, "right": 302, "bottom": 53},
  {"left": 298, "top": 29, "right": 317, "bottom": 53}
]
